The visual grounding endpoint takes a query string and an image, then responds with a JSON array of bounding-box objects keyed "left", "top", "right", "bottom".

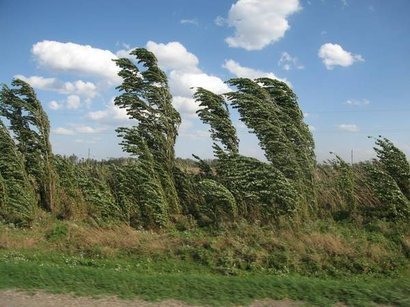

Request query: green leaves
[
  {"left": 194, "top": 88, "right": 239, "bottom": 154},
  {"left": 0, "top": 79, "right": 55, "bottom": 212},
  {"left": 194, "top": 77, "right": 315, "bottom": 224},
  {"left": 0, "top": 121, "right": 36, "bottom": 225},
  {"left": 114, "top": 48, "right": 182, "bottom": 227},
  {"left": 373, "top": 137, "right": 410, "bottom": 200}
]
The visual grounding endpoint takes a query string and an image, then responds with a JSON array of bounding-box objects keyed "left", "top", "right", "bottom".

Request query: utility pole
[{"left": 351, "top": 149, "right": 354, "bottom": 165}]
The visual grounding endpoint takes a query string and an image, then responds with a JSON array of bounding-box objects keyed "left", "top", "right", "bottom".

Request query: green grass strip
[{"left": 1, "top": 261, "right": 409, "bottom": 306}]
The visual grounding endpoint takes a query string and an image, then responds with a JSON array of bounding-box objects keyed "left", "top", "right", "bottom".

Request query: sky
[{"left": 1, "top": 0, "right": 409, "bottom": 162}]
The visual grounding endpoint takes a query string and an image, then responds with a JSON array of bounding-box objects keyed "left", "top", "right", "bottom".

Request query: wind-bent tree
[
  {"left": 114, "top": 49, "right": 182, "bottom": 227},
  {"left": 0, "top": 121, "right": 36, "bottom": 224},
  {"left": 194, "top": 83, "right": 299, "bottom": 223},
  {"left": 194, "top": 88, "right": 239, "bottom": 154},
  {"left": 360, "top": 137, "right": 410, "bottom": 221},
  {"left": 0, "top": 79, "right": 55, "bottom": 212},
  {"left": 373, "top": 137, "right": 410, "bottom": 200},
  {"left": 225, "top": 78, "right": 316, "bottom": 209}
]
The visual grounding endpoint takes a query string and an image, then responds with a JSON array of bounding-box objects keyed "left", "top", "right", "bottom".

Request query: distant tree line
[{"left": 0, "top": 49, "right": 409, "bottom": 227}]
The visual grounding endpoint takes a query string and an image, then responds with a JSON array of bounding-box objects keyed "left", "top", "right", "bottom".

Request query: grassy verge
[
  {"left": 1, "top": 219, "right": 409, "bottom": 305},
  {"left": 0, "top": 251, "right": 409, "bottom": 306}
]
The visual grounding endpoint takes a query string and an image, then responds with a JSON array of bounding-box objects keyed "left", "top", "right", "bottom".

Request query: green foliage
[
  {"left": 215, "top": 151, "right": 298, "bottom": 222},
  {"left": 194, "top": 78, "right": 312, "bottom": 223},
  {"left": 364, "top": 162, "right": 410, "bottom": 221},
  {"left": 0, "top": 79, "right": 56, "bottom": 212},
  {"left": 224, "top": 78, "right": 316, "bottom": 212},
  {"left": 197, "top": 179, "right": 237, "bottom": 226},
  {"left": 373, "top": 137, "right": 410, "bottom": 200},
  {"left": 225, "top": 78, "right": 315, "bottom": 183},
  {"left": 114, "top": 48, "right": 182, "bottom": 227},
  {"left": 194, "top": 87, "right": 239, "bottom": 153},
  {"left": 45, "top": 223, "right": 68, "bottom": 241},
  {"left": 317, "top": 155, "right": 357, "bottom": 221},
  {"left": 0, "top": 122, "right": 36, "bottom": 225},
  {"left": 53, "top": 155, "right": 123, "bottom": 224},
  {"left": 115, "top": 129, "right": 170, "bottom": 228}
]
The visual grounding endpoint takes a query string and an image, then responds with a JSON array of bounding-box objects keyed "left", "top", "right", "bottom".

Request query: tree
[
  {"left": 194, "top": 81, "right": 300, "bottom": 223},
  {"left": 194, "top": 87, "right": 239, "bottom": 154},
  {"left": 225, "top": 78, "right": 316, "bottom": 210},
  {"left": 0, "top": 121, "right": 36, "bottom": 224},
  {"left": 373, "top": 137, "right": 410, "bottom": 200},
  {"left": 114, "top": 49, "right": 182, "bottom": 227},
  {"left": 0, "top": 79, "right": 55, "bottom": 212}
]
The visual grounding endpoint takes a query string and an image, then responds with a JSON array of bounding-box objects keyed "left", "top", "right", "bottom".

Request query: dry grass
[
  {"left": 303, "top": 232, "right": 354, "bottom": 257},
  {"left": 0, "top": 227, "right": 44, "bottom": 250}
]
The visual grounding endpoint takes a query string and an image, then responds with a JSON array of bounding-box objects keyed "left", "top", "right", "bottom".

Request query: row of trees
[{"left": 0, "top": 49, "right": 409, "bottom": 227}]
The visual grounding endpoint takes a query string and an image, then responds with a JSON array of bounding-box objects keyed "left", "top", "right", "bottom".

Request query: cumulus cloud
[
  {"left": 338, "top": 124, "right": 359, "bottom": 132},
  {"left": 49, "top": 100, "right": 62, "bottom": 110},
  {"left": 53, "top": 127, "right": 75, "bottom": 135},
  {"left": 15, "top": 75, "right": 97, "bottom": 98},
  {"left": 87, "top": 99, "right": 130, "bottom": 124},
  {"left": 169, "top": 70, "right": 229, "bottom": 97},
  {"left": 74, "top": 125, "right": 104, "bottom": 134},
  {"left": 278, "top": 52, "right": 304, "bottom": 70},
  {"left": 173, "top": 96, "right": 200, "bottom": 118},
  {"left": 66, "top": 95, "right": 81, "bottom": 109},
  {"left": 146, "top": 41, "right": 200, "bottom": 73},
  {"left": 345, "top": 99, "right": 370, "bottom": 106},
  {"left": 31, "top": 40, "right": 121, "bottom": 83},
  {"left": 214, "top": 16, "right": 226, "bottom": 26},
  {"left": 319, "top": 43, "right": 364, "bottom": 69},
  {"left": 180, "top": 18, "right": 199, "bottom": 26},
  {"left": 53, "top": 125, "right": 106, "bottom": 136},
  {"left": 223, "top": 59, "right": 289, "bottom": 85},
  {"left": 223, "top": 0, "right": 301, "bottom": 50},
  {"left": 223, "top": 59, "right": 277, "bottom": 79}
]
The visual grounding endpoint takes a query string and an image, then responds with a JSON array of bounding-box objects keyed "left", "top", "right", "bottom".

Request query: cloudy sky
[{"left": 1, "top": 0, "right": 409, "bottom": 161}]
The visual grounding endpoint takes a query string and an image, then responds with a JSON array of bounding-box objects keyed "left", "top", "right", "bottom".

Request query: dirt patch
[
  {"left": 0, "top": 289, "right": 303, "bottom": 306},
  {"left": 0, "top": 289, "right": 191, "bottom": 307}
]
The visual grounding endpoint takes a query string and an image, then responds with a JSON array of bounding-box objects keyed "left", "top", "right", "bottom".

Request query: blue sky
[{"left": 1, "top": 0, "right": 409, "bottom": 162}]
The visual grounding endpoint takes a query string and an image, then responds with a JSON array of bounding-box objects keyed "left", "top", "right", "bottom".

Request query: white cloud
[
  {"left": 224, "top": 0, "right": 301, "bottom": 50},
  {"left": 53, "top": 124, "right": 106, "bottom": 136},
  {"left": 278, "top": 52, "right": 304, "bottom": 70},
  {"left": 49, "top": 100, "right": 62, "bottom": 110},
  {"left": 66, "top": 95, "right": 81, "bottom": 109},
  {"left": 169, "top": 70, "right": 229, "bottom": 97},
  {"left": 180, "top": 18, "right": 199, "bottom": 26},
  {"left": 53, "top": 127, "right": 75, "bottom": 135},
  {"left": 223, "top": 59, "right": 288, "bottom": 85},
  {"left": 214, "top": 16, "right": 226, "bottom": 26},
  {"left": 173, "top": 96, "right": 200, "bottom": 118},
  {"left": 338, "top": 124, "right": 359, "bottom": 132},
  {"left": 74, "top": 125, "right": 103, "bottom": 134},
  {"left": 345, "top": 99, "right": 370, "bottom": 106},
  {"left": 15, "top": 75, "right": 97, "bottom": 98},
  {"left": 87, "top": 98, "right": 130, "bottom": 125},
  {"left": 146, "top": 41, "right": 200, "bottom": 73},
  {"left": 31, "top": 40, "right": 121, "bottom": 83},
  {"left": 180, "top": 129, "right": 210, "bottom": 140},
  {"left": 318, "top": 43, "right": 364, "bottom": 69}
]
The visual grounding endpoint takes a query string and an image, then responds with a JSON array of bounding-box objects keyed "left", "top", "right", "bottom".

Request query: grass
[
  {"left": 1, "top": 251, "right": 409, "bottom": 306},
  {"left": 0, "top": 218, "right": 409, "bottom": 305}
]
